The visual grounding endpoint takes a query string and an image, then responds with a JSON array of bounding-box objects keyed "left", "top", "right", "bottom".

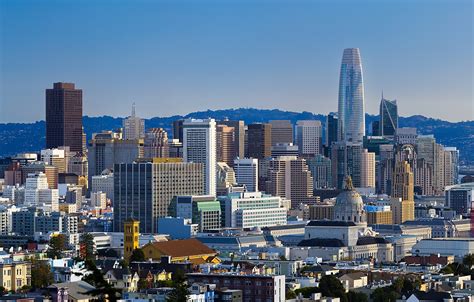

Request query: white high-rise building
[
  {"left": 123, "top": 103, "right": 145, "bottom": 140},
  {"left": 337, "top": 48, "right": 365, "bottom": 143},
  {"left": 41, "top": 147, "right": 69, "bottom": 173},
  {"left": 24, "top": 172, "right": 59, "bottom": 211},
  {"left": 295, "top": 120, "right": 322, "bottom": 156},
  {"left": 234, "top": 158, "right": 258, "bottom": 192},
  {"left": 91, "top": 171, "right": 114, "bottom": 203},
  {"left": 183, "top": 118, "right": 217, "bottom": 196}
]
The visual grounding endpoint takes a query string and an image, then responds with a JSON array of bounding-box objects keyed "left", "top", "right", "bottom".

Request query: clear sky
[{"left": 0, "top": 0, "right": 472, "bottom": 122}]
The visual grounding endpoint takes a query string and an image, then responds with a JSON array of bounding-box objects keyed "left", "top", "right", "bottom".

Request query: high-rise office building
[
  {"left": 269, "top": 120, "right": 293, "bottom": 146},
  {"left": 380, "top": 97, "right": 398, "bottom": 137},
  {"left": 169, "top": 195, "right": 221, "bottom": 232},
  {"left": 88, "top": 130, "right": 143, "bottom": 183},
  {"left": 22, "top": 162, "right": 58, "bottom": 189},
  {"left": 361, "top": 149, "right": 376, "bottom": 188},
  {"left": 325, "top": 113, "right": 338, "bottom": 148},
  {"left": 376, "top": 144, "right": 394, "bottom": 194},
  {"left": 396, "top": 128, "right": 418, "bottom": 145},
  {"left": 391, "top": 160, "right": 415, "bottom": 224},
  {"left": 330, "top": 142, "right": 363, "bottom": 189},
  {"left": 216, "top": 125, "right": 236, "bottom": 167},
  {"left": 216, "top": 162, "right": 236, "bottom": 196},
  {"left": 247, "top": 123, "right": 272, "bottom": 159},
  {"left": 337, "top": 48, "right": 365, "bottom": 143},
  {"left": 218, "top": 120, "right": 245, "bottom": 159},
  {"left": 46, "top": 82, "right": 83, "bottom": 152},
  {"left": 266, "top": 156, "right": 318, "bottom": 208},
  {"left": 144, "top": 128, "right": 169, "bottom": 158},
  {"left": 183, "top": 119, "right": 217, "bottom": 196},
  {"left": 172, "top": 119, "right": 184, "bottom": 143},
  {"left": 234, "top": 158, "right": 259, "bottom": 192},
  {"left": 123, "top": 104, "right": 145, "bottom": 140},
  {"left": 445, "top": 183, "right": 474, "bottom": 215},
  {"left": 295, "top": 120, "right": 322, "bottom": 156},
  {"left": 113, "top": 160, "right": 204, "bottom": 233},
  {"left": 271, "top": 143, "right": 299, "bottom": 157},
  {"left": 306, "top": 154, "right": 332, "bottom": 189},
  {"left": 371, "top": 121, "right": 380, "bottom": 136},
  {"left": 41, "top": 147, "right": 69, "bottom": 174}
]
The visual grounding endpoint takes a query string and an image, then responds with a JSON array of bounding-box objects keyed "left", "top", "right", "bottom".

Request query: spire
[
  {"left": 344, "top": 175, "right": 354, "bottom": 191},
  {"left": 132, "top": 102, "right": 136, "bottom": 117},
  {"left": 381, "top": 90, "right": 384, "bottom": 100}
]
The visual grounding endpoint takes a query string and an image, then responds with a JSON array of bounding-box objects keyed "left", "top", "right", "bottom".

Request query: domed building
[
  {"left": 333, "top": 177, "right": 366, "bottom": 224},
  {"left": 300, "top": 176, "right": 393, "bottom": 262}
]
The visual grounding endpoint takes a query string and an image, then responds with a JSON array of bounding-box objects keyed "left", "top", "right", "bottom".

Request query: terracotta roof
[{"left": 147, "top": 239, "right": 216, "bottom": 258}]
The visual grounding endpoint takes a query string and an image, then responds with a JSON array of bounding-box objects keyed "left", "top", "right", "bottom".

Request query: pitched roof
[{"left": 146, "top": 239, "right": 216, "bottom": 258}]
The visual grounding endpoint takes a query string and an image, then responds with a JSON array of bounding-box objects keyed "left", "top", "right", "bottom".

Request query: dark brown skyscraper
[
  {"left": 247, "top": 123, "right": 272, "bottom": 159},
  {"left": 46, "top": 82, "right": 83, "bottom": 152}
]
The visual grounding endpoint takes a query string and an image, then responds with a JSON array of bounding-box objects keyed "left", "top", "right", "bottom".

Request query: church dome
[{"left": 333, "top": 176, "right": 366, "bottom": 224}]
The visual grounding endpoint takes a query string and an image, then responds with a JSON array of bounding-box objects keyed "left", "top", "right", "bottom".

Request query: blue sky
[{"left": 0, "top": 0, "right": 472, "bottom": 122}]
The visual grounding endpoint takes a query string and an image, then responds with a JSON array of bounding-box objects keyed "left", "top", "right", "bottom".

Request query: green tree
[
  {"left": 348, "top": 291, "right": 368, "bottom": 302},
  {"left": 166, "top": 281, "right": 190, "bottom": 302},
  {"left": 137, "top": 278, "right": 150, "bottom": 291},
  {"left": 82, "top": 260, "right": 122, "bottom": 301},
  {"left": 129, "top": 248, "right": 145, "bottom": 263},
  {"left": 0, "top": 286, "right": 6, "bottom": 296},
  {"left": 286, "top": 289, "right": 297, "bottom": 299},
  {"left": 464, "top": 254, "right": 474, "bottom": 268},
  {"left": 319, "top": 275, "right": 347, "bottom": 302},
  {"left": 371, "top": 287, "right": 398, "bottom": 302},
  {"left": 80, "top": 233, "right": 95, "bottom": 261},
  {"left": 30, "top": 260, "right": 54, "bottom": 289},
  {"left": 294, "top": 286, "right": 320, "bottom": 298},
  {"left": 47, "top": 234, "right": 68, "bottom": 259}
]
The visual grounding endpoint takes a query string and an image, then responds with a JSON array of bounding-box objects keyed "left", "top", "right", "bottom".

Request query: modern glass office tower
[
  {"left": 337, "top": 48, "right": 365, "bottom": 144},
  {"left": 380, "top": 97, "right": 398, "bottom": 137}
]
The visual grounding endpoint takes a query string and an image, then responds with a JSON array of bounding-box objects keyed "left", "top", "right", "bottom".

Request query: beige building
[
  {"left": 391, "top": 160, "right": 415, "bottom": 224},
  {"left": 144, "top": 128, "right": 169, "bottom": 158},
  {"left": 309, "top": 201, "right": 335, "bottom": 220},
  {"left": 266, "top": 156, "right": 318, "bottom": 208},
  {"left": 361, "top": 149, "right": 375, "bottom": 188},
  {"left": 216, "top": 125, "right": 236, "bottom": 167},
  {"left": 0, "top": 261, "right": 31, "bottom": 292},
  {"left": 367, "top": 210, "right": 393, "bottom": 225}
]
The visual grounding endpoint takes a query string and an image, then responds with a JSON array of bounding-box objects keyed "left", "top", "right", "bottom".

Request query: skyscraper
[
  {"left": 337, "top": 48, "right": 365, "bottom": 143},
  {"left": 183, "top": 119, "right": 217, "bottom": 196},
  {"left": 234, "top": 158, "right": 259, "bottom": 192},
  {"left": 325, "top": 113, "right": 338, "bottom": 148},
  {"left": 217, "top": 120, "right": 245, "bottom": 159},
  {"left": 247, "top": 123, "right": 272, "bottom": 159},
  {"left": 295, "top": 120, "right": 322, "bottom": 156},
  {"left": 380, "top": 97, "right": 398, "bottom": 137},
  {"left": 144, "top": 128, "right": 169, "bottom": 158},
  {"left": 46, "top": 82, "right": 83, "bottom": 153},
  {"left": 216, "top": 125, "right": 236, "bottom": 167},
  {"left": 123, "top": 103, "right": 145, "bottom": 140},
  {"left": 269, "top": 120, "right": 293, "bottom": 145},
  {"left": 113, "top": 160, "right": 204, "bottom": 233}
]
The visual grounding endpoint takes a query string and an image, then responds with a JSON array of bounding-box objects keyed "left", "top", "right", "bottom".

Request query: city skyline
[{"left": 1, "top": 0, "right": 472, "bottom": 123}]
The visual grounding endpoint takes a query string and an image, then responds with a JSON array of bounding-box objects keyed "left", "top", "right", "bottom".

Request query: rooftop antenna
[{"left": 132, "top": 102, "right": 136, "bottom": 117}]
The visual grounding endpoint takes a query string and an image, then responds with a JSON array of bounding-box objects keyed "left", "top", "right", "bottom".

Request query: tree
[
  {"left": 319, "top": 275, "right": 347, "bottom": 302},
  {"left": 166, "top": 281, "right": 190, "bottom": 302},
  {"left": 294, "top": 286, "right": 320, "bottom": 298},
  {"left": 82, "top": 260, "right": 122, "bottom": 301},
  {"left": 129, "top": 248, "right": 145, "bottom": 263},
  {"left": 47, "top": 234, "right": 68, "bottom": 259},
  {"left": 137, "top": 278, "right": 150, "bottom": 291},
  {"left": 286, "top": 289, "right": 297, "bottom": 299},
  {"left": 30, "top": 260, "right": 54, "bottom": 289},
  {"left": 348, "top": 291, "right": 368, "bottom": 302},
  {"left": 464, "top": 254, "right": 474, "bottom": 268},
  {"left": 80, "top": 233, "right": 95, "bottom": 261},
  {"left": 0, "top": 286, "right": 6, "bottom": 296}
]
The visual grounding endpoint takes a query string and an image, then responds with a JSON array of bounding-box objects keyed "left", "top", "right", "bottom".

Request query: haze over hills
[{"left": 0, "top": 108, "right": 473, "bottom": 164}]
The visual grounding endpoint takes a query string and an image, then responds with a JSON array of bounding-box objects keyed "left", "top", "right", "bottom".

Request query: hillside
[{"left": 1, "top": 108, "right": 473, "bottom": 164}]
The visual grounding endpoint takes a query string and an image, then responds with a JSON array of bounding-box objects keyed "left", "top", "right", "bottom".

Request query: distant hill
[{"left": 1, "top": 108, "right": 473, "bottom": 164}]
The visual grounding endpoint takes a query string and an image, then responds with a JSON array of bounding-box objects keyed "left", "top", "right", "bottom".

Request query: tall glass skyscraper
[
  {"left": 380, "top": 97, "right": 398, "bottom": 137},
  {"left": 337, "top": 48, "right": 365, "bottom": 144}
]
